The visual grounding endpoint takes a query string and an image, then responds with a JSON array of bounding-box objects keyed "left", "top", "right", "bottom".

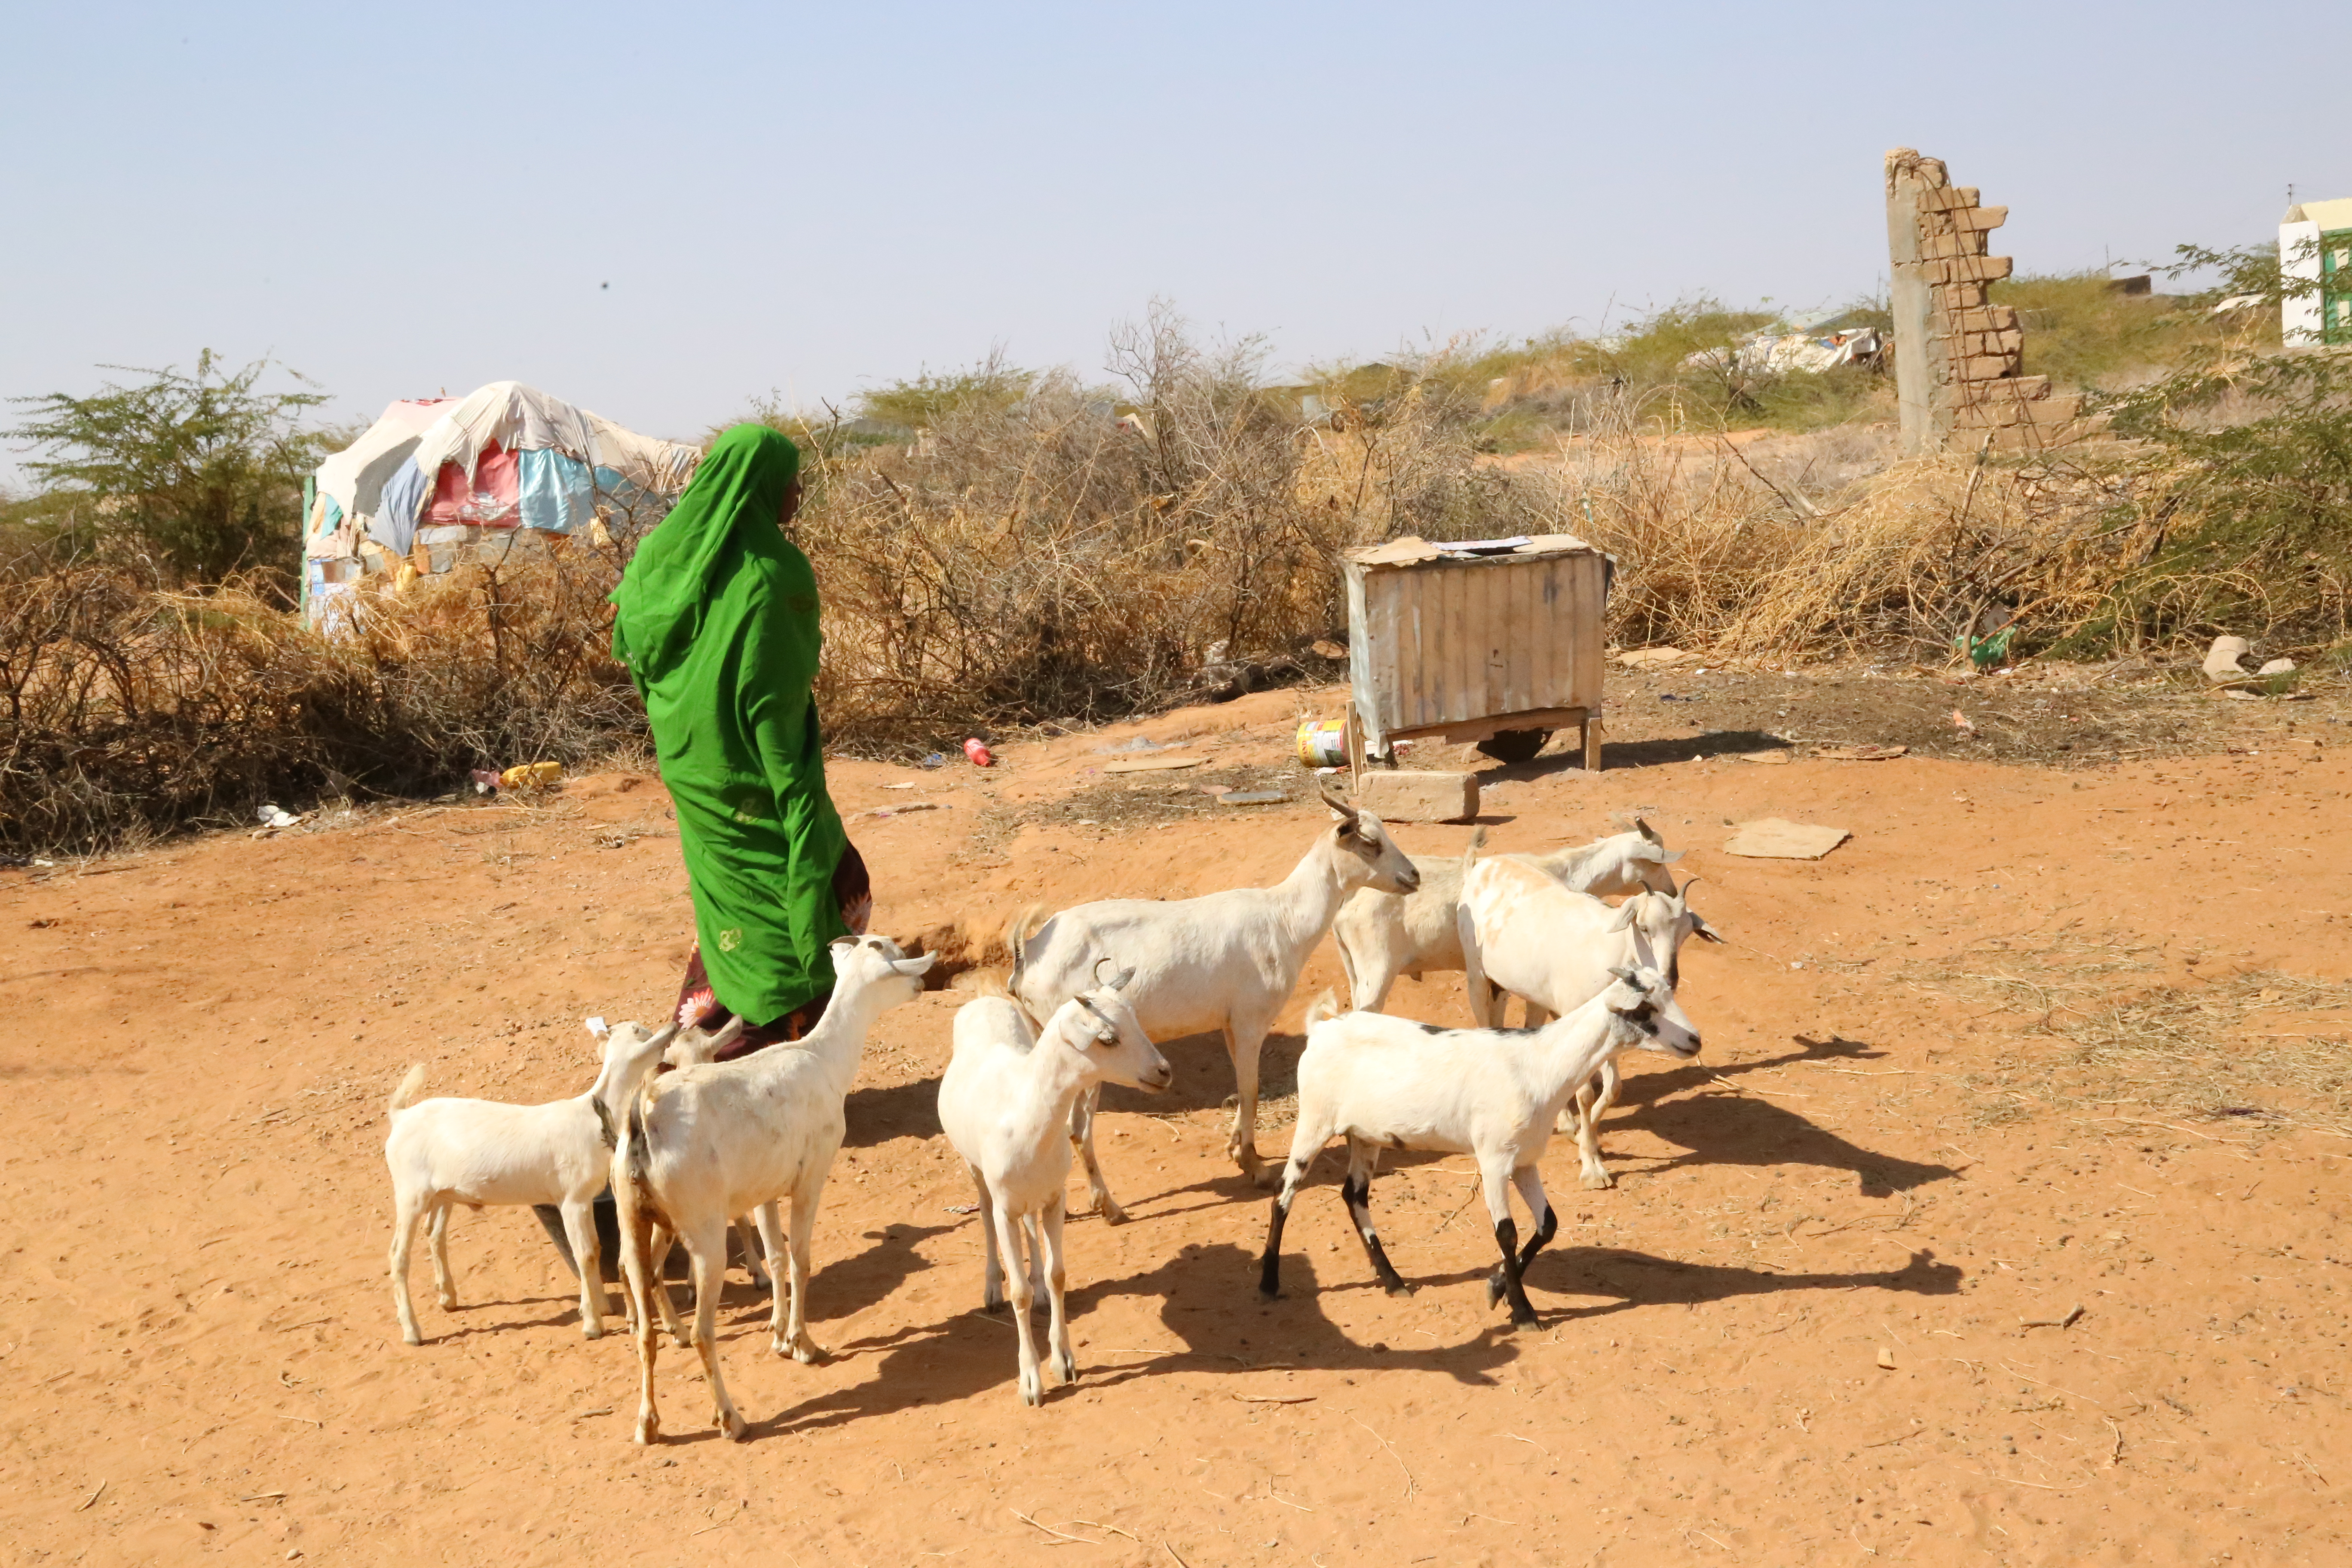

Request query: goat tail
[
  {"left": 1301, "top": 988, "right": 1343, "bottom": 1036},
  {"left": 387, "top": 1063, "right": 427, "bottom": 1117},
  {"left": 1458, "top": 826, "right": 1488, "bottom": 884}
]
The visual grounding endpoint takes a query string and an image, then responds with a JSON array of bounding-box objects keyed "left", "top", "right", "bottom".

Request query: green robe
[{"left": 611, "top": 424, "right": 848, "bottom": 1025}]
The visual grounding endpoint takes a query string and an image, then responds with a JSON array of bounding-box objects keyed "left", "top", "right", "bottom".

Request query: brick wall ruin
[{"left": 1884, "top": 148, "right": 2085, "bottom": 457}]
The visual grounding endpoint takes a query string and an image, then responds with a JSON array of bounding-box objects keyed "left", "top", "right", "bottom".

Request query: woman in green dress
[{"left": 611, "top": 423, "right": 870, "bottom": 1058}]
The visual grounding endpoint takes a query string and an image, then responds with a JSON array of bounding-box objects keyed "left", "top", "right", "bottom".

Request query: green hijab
[{"left": 612, "top": 424, "right": 849, "bottom": 1025}]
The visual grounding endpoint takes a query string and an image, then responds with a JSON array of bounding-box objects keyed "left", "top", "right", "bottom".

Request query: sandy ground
[{"left": 3, "top": 677, "right": 2349, "bottom": 1567}]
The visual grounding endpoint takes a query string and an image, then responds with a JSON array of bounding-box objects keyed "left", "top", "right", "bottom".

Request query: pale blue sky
[{"left": 2, "top": 0, "right": 2343, "bottom": 470}]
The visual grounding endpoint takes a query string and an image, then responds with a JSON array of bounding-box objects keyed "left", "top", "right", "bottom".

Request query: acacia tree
[{"left": 7, "top": 351, "right": 329, "bottom": 594}]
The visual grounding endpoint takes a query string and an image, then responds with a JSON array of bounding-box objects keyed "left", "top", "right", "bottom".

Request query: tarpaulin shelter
[{"left": 302, "top": 381, "right": 701, "bottom": 625}]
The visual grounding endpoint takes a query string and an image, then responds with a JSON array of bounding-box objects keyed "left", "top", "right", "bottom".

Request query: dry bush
[
  {"left": 797, "top": 307, "right": 1534, "bottom": 750},
  {"left": 1527, "top": 393, "right": 2176, "bottom": 663},
  {"left": 0, "top": 551, "right": 642, "bottom": 855}
]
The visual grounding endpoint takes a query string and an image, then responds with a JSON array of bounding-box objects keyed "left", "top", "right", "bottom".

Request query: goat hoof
[
  {"left": 1507, "top": 1313, "right": 1541, "bottom": 1332},
  {"left": 1019, "top": 1375, "right": 1043, "bottom": 1407},
  {"left": 719, "top": 1412, "right": 748, "bottom": 1442},
  {"left": 1384, "top": 1281, "right": 1416, "bottom": 1299},
  {"left": 633, "top": 1416, "right": 659, "bottom": 1445},
  {"left": 401, "top": 1329, "right": 423, "bottom": 1347},
  {"left": 1485, "top": 1274, "right": 1507, "bottom": 1308},
  {"left": 1579, "top": 1171, "right": 1614, "bottom": 1191},
  {"left": 436, "top": 1293, "right": 459, "bottom": 1310},
  {"left": 1098, "top": 1201, "right": 1130, "bottom": 1226},
  {"left": 1055, "top": 1354, "right": 1076, "bottom": 1385},
  {"left": 581, "top": 1323, "right": 603, "bottom": 1341},
  {"left": 790, "top": 1337, "right": 830, "bottom": 1365}
]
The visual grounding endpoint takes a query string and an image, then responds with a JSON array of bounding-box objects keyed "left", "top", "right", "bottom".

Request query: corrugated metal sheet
[{"left": 1346, "top": 549, "right": 1607, "bottom": 747}]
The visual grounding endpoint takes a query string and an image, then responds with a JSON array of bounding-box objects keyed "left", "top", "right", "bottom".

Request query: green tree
[{"left": 7, "top": 351, "right": 329, "bottom": 593}]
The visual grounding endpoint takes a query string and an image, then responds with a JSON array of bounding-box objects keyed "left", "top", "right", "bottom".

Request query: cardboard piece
[
  {"left": 1723, "top": 818, "right": 1852, "bottom": 860},
  {"left": 1813, "top": 744, "right": 1908, "bottom": 762}
]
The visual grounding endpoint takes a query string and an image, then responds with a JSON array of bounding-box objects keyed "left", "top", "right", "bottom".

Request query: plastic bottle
[{"left": 963, "top": 737, "right": 994, "bottom": 767}]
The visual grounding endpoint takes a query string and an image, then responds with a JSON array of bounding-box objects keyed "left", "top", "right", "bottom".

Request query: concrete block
[
  {"left": 1354, "top": 769, "right": 1479, "bottom": 824},
  {"left": 1957, "top": 353, "right": 2020, "bottom": 380},
  {"left": 1920, "top": 186, "right": 1981, "bottom": 211},
  {"left": 1954, "top": 205, "right": 2008, "bottom": 231},
  {"left": 1940, "top": 282, "right": 1988, "bottom": 310}
]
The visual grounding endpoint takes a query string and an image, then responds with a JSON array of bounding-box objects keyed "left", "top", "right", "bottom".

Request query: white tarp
[
  {"left": 312, "top": 397, "right": 452, "bottom": 523},
  {"left": 406, "top": 380, "right": 700, "bottom": 491}
]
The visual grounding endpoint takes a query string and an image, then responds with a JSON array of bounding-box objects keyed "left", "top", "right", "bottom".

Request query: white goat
[
  {"left": 1259, "top": 967, "right": 1701, "bottom": 1326},
  {"left": 383, "top": 1019, "right": 679, "bottom": 1345},
  {"left": 652, "top": 1017, "right": 778, "bottom": 1291},
  {"left": 939, "top": 968, "right": 1171, "bottom": 1405},
  {"left": 614, "top": 935, "right": 934, "bottom": 1444},
  {"left": 1010, "top": 781, "right": 1419, "bottom": 1218},
  {"left": 1332, "top": 819, "right": 1684, "bottom": 1017},
  {"left": 1457, "top": 848, "right": 1722, "bottom": 1189}
]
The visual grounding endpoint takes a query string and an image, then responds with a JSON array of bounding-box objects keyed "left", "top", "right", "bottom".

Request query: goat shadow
[
  {"left": 1601, "top": 1034, "right": 1961, "bottom": 1196},
  {"left": 738, "top": 1235, "right": 1960, "bottom": 1439},
  {"left": 841, "top": 1026, "right": 1305, "bottom": 1149}
]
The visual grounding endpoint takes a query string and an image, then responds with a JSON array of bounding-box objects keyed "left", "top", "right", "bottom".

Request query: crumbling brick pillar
[{"left": 1885, "top": 148, "right": 2082, "bottom": 456}]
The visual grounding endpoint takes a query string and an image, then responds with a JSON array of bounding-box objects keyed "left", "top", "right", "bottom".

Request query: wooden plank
[
  {"left": 1387, "top": 706, "right": 1588, "bottom": 746},
  {"left": 1101, "top": 756, "right": 1207, "bottom": 774}
]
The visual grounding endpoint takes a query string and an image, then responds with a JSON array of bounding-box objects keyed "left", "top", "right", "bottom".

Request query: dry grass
[{"left": 1913, "top": 928, "right": 2352, "bottom": 1133}]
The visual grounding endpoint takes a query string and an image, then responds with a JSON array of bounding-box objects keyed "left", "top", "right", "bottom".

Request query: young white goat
[
  {"left": 1457, "top": 847, "right": 1722, "bottom": 1189},
  {"left": 1259, "top": 968, "right": 1701, "bottom": 1326},
  {"left": 383, "top": 1019, "right": 679, "bottom": 1345},
  {"left": 1010, "top": 781, "right": 1419, "bottom": 1218},
  {"left": 1332, "top": 819, "right": 1684, "bottom": 1016},
  {"left": 614, "top": 935, "right": 934, "bottom": 1444},
  {"left": 939, "top": 968, "right": 1170, "bottom": 1406}
]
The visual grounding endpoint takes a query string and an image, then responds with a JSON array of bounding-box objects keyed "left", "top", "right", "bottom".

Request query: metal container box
[{"left": 1342, "top": 533, "right": 1610, "bottom": 770}]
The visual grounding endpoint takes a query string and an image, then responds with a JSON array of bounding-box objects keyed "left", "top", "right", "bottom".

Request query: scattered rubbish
[
  {"left": 1956, "top": 618, "right": 2017, "bottom": 670},
  {"left": 945, "top": 1202, "right": 979, "bottom": 1215},
  {"left": 256, "top": 805, "right": 301, "bottom": 830},
  {"left": 882, "top": 781, "right": 917, "bottom": 790},
  {"left": 1736, "top": 750, "right": 1794, "bottom": 766},
  {"left": 1950, "top": 709, "right": 1977, "bottom": 737},
  {"left": 1096, "top": 735, "right": 1164, "bottom": 755},
  {"left": 2202, "top": 635, "right": 2254, "bottom": 684},
  {"left": 1310, "top": 638, "right": 1347, "bottom": 660},
  {"left": 1219, "top": 789, "right": 1287, "bottom": 806},
  {"left": 501, "top": 761, "right": 562, "bottom": 792},
  {"left": 1616, "top": 646, "right": 1693, "bottom": 670},
  {"left": 963, "top": 738, "right": 994, "bottom": 767},
  {"left": 1724, "top": 818, "right": 1852, "bottom": 860},
  {"left": 1295, "top": 719, "right": 1349, "bottom": 768},
  {"left": 1102, "top": 756, "right": 1207, "bottom": 774},
  {"left": 469, "top": 769, "right": 501, "bottom": 795},
  {"left": 584, "top": 1017, "right": 609, "bottom": 1039},
  {"left": 1814, "top": 744, "right": 1908, "bottom": 762},
  {"left": 1876, "top": 1347, "right": 1897, "bottom": 1370},
  {"left": 2258, "top": 657, "right": 2298, "bottom": 676},
  {"left": 919, "top": 753, "right": 946, "bottom": 769},
  {"left": 864, "top": 801, "right": 946, "bottom": 820}
]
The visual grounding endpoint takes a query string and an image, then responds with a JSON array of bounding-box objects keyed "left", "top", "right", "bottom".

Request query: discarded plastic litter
[
  {"left": 1096, "top": 735, "right": 1163, "bottom": 755},
  {"left": 919, "top": 753, "right": 946, "bottom": 769},
  {"left": 256, "top": 805, "right": 300, "bottom": 829},
  {"left": 584, "top": 1017, "right": 609, "bottom": 1039},
  {"left": 963, "top": 738, "right": 994, "bottom": 767},
  {"left": 501, "top": 761, "right": 563, "bottom": 792}
]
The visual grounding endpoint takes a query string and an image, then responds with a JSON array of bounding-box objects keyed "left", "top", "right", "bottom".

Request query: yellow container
[
  {"left": 500, "top": 760, "right": 564, "bottom": 792},
  {"left": 1295, "top": 718, "right": 1348, "bottom": 768}
]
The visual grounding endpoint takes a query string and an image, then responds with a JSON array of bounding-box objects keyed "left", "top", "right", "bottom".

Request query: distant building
[{"left": 2280, "top": 197, "right": 2352, "bottom": 346}]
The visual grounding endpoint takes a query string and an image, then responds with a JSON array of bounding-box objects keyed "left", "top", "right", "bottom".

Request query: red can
[{"left": 963, "top": 737, "right": 994, "bottom": 767}]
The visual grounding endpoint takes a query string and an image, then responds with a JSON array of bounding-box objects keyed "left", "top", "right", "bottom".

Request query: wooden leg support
[{"left": 1582, "top": 716, "right": 1605, "bottom": 772}]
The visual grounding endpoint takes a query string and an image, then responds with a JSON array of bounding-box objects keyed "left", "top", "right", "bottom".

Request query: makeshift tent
[{"left": 302, "top": 381, "right": 701, "bottom": 625}]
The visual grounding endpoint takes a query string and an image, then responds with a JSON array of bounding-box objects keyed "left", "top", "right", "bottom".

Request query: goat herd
[{"left": 382, "top": 781, "right": 1720, "bottom": 1442}]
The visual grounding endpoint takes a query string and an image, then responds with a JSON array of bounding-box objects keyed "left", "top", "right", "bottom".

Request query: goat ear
[
  {"left": 1110, "top": 965, "right": 1136, "bottom": 992},
  {"left": 1659, "top": 848, "right": 1686, "bottom": 864},
  {"left": 828, "top": 936, "right": 858, "bottom": 960},
  {"left": 1605, "top": 964, "right": 1641, "bottom": 986},
  {"left": 1693, "top": 915, "right": 1727, "bottom": 945},
  {"left": 890, "top": 952, "right": 938, "bottom": 978},
  {"left": 1331, "top": 809, "right": 1359, "bottom": 837}
]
